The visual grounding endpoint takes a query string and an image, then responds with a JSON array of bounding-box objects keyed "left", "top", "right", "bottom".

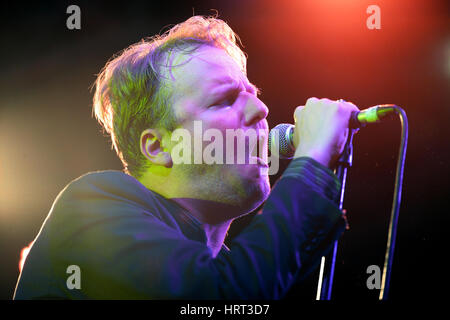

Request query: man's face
[{"left": 165, "top": 45, "right": 270, "bottom": 216}]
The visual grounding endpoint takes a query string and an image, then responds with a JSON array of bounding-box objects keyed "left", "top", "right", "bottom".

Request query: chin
[
  {"left": 238, "top": 174, "right": 271, "bottom": 215},
  {"left": 206, "top": 164, "right": 271, "bottom": 217}
]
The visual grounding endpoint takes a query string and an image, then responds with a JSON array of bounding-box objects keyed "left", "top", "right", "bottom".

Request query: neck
[
  {"left": 138, "top": 169, "right": 249, "bottom": 257},
  {"left": 202, "top": 221, "right": 231, "bottom": 258},
  {"left": 171, "top": 198, "right": 240, "bottom": 257}
]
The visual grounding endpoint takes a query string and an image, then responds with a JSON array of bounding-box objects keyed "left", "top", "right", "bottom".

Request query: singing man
[{"left": 14, "top": 15, "right": 358, "bottom": 299}]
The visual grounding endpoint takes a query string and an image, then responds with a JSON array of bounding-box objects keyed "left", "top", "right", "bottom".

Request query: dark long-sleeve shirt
[{"left": 14, "top": 157, "right": 346, "bottom": 299}]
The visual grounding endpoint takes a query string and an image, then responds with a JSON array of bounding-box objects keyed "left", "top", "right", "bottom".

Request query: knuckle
[
  {"left": 306, "top": 97, "right": 318, "bottom": 105},
  {"left": 294, "top": 105, "right": 304, "bottom": 113},
  {"left": 349, "top": 102, "right": 360, "bottom": 111},
  {"left": 343, "top": 100, "right": 360, "bottom": 111}
]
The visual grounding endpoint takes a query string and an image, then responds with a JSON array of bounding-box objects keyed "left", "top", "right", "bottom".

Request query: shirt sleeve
[
  {"left": 39, "top": 157, "right": 347, "bottom": 299},
  {"left": 283, "top": 157, "right": 341, "bottom": 203}
]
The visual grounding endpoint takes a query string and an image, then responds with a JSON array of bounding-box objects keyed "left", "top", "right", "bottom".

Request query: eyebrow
[
  {"left": 246, "top": 82, "right": 260, "bottom": 95},
  {"left": 211, "top": 77, "right": 259, "bottom": 96}
]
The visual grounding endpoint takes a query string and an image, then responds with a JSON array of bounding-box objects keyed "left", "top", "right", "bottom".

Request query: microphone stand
[{"left": 316, "top": 129, "right": 356, "bottom": 300}]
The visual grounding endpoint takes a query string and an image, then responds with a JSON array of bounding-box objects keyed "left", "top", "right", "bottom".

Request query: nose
[{"left": 242, "top": 93, "right": 269, "bottom": 127}]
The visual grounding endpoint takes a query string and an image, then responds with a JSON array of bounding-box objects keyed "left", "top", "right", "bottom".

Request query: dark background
[{"left": 0, "top": 0, "right": 448, "bottom": 301}]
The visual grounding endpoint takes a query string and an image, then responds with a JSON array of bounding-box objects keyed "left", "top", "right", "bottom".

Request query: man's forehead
[{"left": 167, "top": 46, "right": 249, "bottom": 95}]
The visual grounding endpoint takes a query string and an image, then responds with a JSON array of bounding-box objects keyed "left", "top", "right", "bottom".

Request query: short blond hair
[{"left": 92, "top": 15, "right": 247, "bottom": 178}]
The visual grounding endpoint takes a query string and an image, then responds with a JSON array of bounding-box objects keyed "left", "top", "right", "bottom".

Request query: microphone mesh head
[{"left": 268, "top": 123, "right": 295, "bottom": 159}]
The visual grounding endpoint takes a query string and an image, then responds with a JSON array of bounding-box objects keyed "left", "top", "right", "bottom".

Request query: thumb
[
  {"left": 294, "top": 105, "right": 305, "bottom": 124},
  {"left": 293, "top": 105, "right": 305, "bottom": 148}
]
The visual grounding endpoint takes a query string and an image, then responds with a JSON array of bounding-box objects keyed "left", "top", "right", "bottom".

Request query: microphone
[
  {"left": 268, "top": 105, "right": 397, "bottom": 159},
  {"left": 350, "top": 104, "right": 397, "bottom": 128}
]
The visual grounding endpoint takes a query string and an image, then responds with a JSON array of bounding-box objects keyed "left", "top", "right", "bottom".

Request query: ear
[{"left": 140, "top": 129, "right": 173, "bottom": 168}]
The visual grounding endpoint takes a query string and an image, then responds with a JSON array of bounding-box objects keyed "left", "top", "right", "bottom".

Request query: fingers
[
  {"left": 296, "top": 97, "right": 360, "bottom": 124},
  {"left": 336, "top": 99, "right": 361, "bottom": 133},
  {"left": 291, "top": 97, "right": 361, "bottom": 167},
  {"left": 305, "top": 97, "right": 360, "bottom": 114}
]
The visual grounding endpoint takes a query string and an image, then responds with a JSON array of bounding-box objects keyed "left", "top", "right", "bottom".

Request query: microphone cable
[{"left": 378, "top": 105, "right": 408, "bottom": 300}]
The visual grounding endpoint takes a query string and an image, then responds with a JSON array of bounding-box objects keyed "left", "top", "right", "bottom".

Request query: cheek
[
  {"left": 198, "top": 112, "right": 243, "bottom": 164},
  {"left": 203, "top": 109, "right": 241, "bottom": 131}
]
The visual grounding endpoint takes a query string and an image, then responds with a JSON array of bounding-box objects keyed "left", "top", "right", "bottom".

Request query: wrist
[{"left": 293, "top": 148, "right": 332, "bottom": 168}]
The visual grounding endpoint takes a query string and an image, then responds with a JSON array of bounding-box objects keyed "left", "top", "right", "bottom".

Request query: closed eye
[{"left": 209, "top": 89, "right": 240, "bottom": 109}]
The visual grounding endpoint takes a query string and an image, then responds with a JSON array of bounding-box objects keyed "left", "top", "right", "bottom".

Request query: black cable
[{"left": 379, "top": 106, "right": 408, "bottom": 300}]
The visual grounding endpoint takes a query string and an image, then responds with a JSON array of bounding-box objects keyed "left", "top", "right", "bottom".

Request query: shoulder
[
  {"left": 59, "top": 170, "right": 146, "bottom": 198},
  {"left": 43, "top": 170, "right": 165, "bottom": 234},
  {"left": 53, "top": 170, "right": 156, "bottom": 211}
]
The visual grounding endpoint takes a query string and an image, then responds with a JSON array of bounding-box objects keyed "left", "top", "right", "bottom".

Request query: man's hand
[{"left": 293, "top": 97, "right": 360, "bottom": 168}]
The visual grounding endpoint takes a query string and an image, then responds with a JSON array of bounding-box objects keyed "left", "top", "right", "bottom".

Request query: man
[{"left": 14, "top": 16, "right": 358, "bottom": 299}]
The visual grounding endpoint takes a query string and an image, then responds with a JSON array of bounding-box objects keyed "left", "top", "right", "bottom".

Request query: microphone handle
[{"left": 350, "top": 105, "right": 397, "bottom": 129}]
